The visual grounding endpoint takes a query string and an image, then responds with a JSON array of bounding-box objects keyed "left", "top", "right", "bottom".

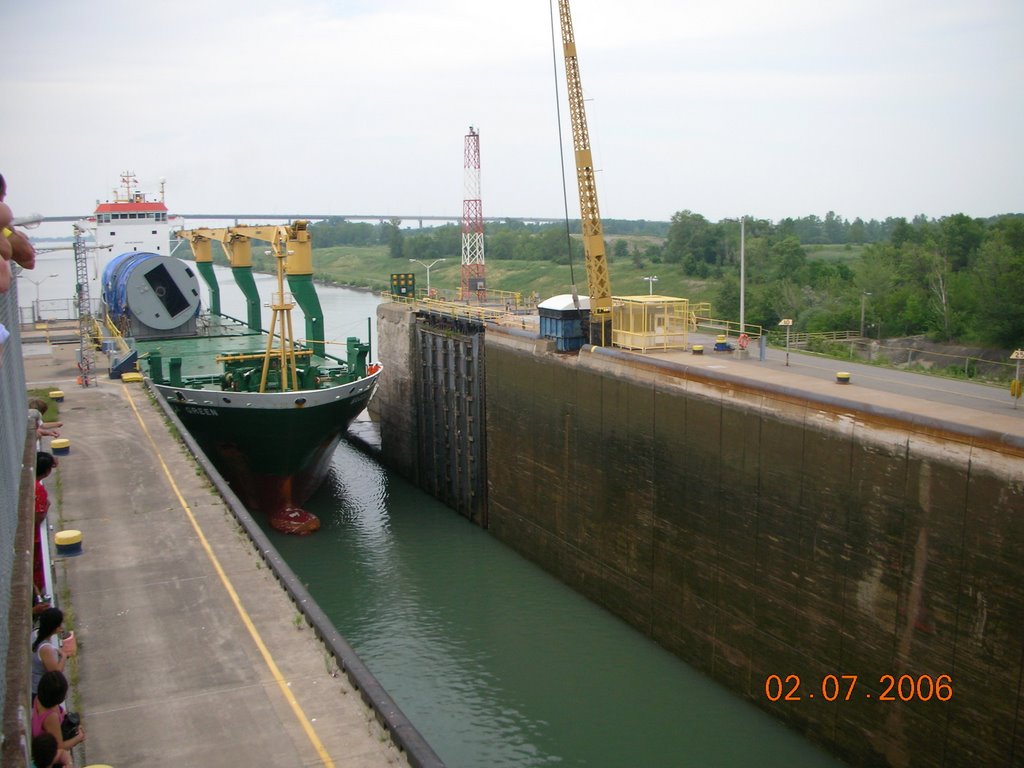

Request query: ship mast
[{"left": 260, "top": 232, "right": 300, "bottom": 393}]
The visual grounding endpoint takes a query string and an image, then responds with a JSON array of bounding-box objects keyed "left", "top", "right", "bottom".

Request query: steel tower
[{"left": 461, "top": 126, "right": 486, "bottom": 299}]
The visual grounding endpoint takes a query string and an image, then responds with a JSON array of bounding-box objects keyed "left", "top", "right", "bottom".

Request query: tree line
[{"left": 307, "top": 211, "right": 1024, "bottom": 348}]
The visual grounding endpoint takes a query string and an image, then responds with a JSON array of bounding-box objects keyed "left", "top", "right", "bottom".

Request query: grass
[
  {"left": 307, "top": 245, "right": 719, "bottom": 306},
  {"left": 804, "top": 243, "right": 866, "bottom": 262},
  {"left": 27, "top": 388, "right": 62, "bottom": 422}
]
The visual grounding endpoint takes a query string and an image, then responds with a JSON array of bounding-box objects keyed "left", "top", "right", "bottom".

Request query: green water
[{"left": 261, "top": 442, "right": 843, "bottom": 768}]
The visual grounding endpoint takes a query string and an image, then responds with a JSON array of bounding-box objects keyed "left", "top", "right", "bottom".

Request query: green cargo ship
[{"left": 101, "top": 219, "right": 381, "bottom": 534}]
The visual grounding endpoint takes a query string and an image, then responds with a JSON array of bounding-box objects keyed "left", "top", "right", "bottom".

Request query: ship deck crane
[
  {"left": 558, "top": 0, "right": 613, "bottom": 345},
  {"left": 176, "top": 222, "right": 322, "bottom": 392}
]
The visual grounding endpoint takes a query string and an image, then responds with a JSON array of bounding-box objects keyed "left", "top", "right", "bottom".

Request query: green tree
[
  {"left": 937, "top": 213, "right": 985, "bottom": 271},
  {"left": 665, "top": 210, "right": 716, "bottom": 273},
  {"left": 973, "top": 229, "right": 1024, "bottom": 346},
  {"left": 385, "top": 219, "right": 403, "bottom": 258},
  {"left": 849, "top": 218, "right": 866, "bottom": 244},
  {"left": 769, "top": 236, "right": 807, "bottom": 280},
  {"left": 824, "top": 211, "right": 846, "bottom": 244}
]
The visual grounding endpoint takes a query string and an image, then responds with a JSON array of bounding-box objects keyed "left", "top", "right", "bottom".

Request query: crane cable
[{"left": 548, "top": 0, "right": 581, "bottom": 311}]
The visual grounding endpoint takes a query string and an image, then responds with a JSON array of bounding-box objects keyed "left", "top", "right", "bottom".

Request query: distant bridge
[{"left": 42, "top": 213, "right": 566, "bottom": 227}]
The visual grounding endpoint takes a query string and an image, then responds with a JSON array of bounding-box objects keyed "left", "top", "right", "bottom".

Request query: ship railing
[{"left": 216, "top": 350, "right": 314, "bottom": 364}]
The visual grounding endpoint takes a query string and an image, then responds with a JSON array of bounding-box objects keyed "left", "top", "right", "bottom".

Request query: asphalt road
[{"left": 690, "top": 333, "right": 1021, "bottom": 419}]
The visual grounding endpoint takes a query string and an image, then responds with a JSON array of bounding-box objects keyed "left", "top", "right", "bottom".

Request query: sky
[{"left": 3, "top": 0, "right": 1023, "bottom": 230}]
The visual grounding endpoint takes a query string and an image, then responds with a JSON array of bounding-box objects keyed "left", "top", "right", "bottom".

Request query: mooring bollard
[{"left": 55, "top": 530, "right": 83, "bottom": 556}]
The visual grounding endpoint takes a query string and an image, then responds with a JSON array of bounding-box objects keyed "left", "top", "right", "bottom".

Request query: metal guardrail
[
  {"left": 774, "top": 335, "right": 1017, "bottom": 380},
  {"left": 1, "top": 282, "right": 38, "bottom": 768},
  {"left": 693, "top": 315, "right": 764, "bottom": 339},
  {"left": 384, "top": 292, "right": 512, "bottom": 324},
  {"left": 765, "top": 329, "right": 861, "bottom": 347}
]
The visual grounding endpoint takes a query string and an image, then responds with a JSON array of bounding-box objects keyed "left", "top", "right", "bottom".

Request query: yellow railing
[
  {"left": 103, "top": 315, "right": 132, "bottom": 354},
  {"left": 693, "top": 314, "right": 763, "bottom": 339},
  {"left": 455, "top": 287, "right": 527, "bottom": 308}
]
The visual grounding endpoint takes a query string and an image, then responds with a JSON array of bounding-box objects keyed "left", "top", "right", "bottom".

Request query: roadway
[{"left": 659, "top": 332, "right": 1024, "bottom": 443}]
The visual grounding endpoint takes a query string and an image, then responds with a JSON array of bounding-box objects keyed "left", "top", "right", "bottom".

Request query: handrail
[
  {"left": 103, "top": 314, "right": 132, "bottom": 354},
  {"left": 693, "top": 315, "right": 764, "bottom": 339}
]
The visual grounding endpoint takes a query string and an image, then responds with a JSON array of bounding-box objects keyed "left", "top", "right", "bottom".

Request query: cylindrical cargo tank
[{"left": 102, "top": 252, "right": 201, "bottom": 332}]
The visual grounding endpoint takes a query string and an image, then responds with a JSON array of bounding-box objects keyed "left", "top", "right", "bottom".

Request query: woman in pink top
[{"left": 32, "top": 671, "right": 84, "bottom": 766}]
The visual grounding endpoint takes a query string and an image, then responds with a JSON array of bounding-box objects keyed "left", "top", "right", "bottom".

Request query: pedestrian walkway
[{"left": 24, "top": 342, "right": 409, "bottom": 767}]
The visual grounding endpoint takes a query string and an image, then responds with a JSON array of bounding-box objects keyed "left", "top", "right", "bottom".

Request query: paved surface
[
  {"left": 661, "top": 332, "right": 1024, "bottom": 443},
  {"left": 24, "top": 341, "right": 406, "bottom": 768}
]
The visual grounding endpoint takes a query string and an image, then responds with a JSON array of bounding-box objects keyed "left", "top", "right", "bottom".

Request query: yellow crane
[{"left": 557, "top": 0, "right": 613, "bottom": 344}]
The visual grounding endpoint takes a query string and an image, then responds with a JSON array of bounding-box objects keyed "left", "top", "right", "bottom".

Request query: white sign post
[
  {"left": 1012, "top": 350, "right": 1024, "bottom": 408},
  {"left": 779, "top": 319, "right": 793, "bottom": 366}
]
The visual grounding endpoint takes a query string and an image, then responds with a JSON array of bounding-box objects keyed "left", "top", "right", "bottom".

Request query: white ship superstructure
[{"left": 88, "top": 171, "right": 172, "bottom": 276}]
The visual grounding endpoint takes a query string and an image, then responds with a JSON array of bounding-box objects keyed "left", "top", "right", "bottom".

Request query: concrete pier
[{"left": 23, "top": 343, "right": 414, "bottom": 768}]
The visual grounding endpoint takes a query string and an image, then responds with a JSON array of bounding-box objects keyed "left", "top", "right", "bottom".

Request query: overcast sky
[{"left": 4, "top": 0, "right": 1022, "bottom": 229}]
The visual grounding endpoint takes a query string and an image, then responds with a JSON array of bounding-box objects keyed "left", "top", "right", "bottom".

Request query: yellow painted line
[{"left": 122, "top": 385, "right": 335, "bottom": 768}]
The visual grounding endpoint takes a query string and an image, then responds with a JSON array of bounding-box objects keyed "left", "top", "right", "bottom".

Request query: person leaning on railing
[
  {"left": 31, "top": 608, "right": 76, "bottom": 700},
  {"left": 32, "top": 671, "right": 85, "bottom": 767},
  {"left": 0, "top": 175, "right": 11, "bottom": 293},
  {"left": 0, "top": 172, "right": 35, "bottom": 271}
]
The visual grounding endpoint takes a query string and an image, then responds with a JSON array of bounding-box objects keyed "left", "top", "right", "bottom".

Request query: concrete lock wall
[
  {"left": 376, "top": 303, "right": 1024, "bottom": 766},
  {"left": 483, "top": 329, "right": 1024, "bottom": 768},
  {"left": 375, "top": 303, "right": 418, "bottom": 478}
]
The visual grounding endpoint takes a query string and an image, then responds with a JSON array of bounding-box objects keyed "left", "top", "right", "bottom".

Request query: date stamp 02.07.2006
[{"left": 764, "top": 674, "right": 953, "bottom": 702}]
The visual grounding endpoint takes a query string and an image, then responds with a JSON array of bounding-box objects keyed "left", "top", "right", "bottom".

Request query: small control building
[{"left": 538, "top": 294, "right": 591, "bottom": 352}]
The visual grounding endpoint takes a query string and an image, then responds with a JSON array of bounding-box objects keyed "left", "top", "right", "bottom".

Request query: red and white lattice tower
[{"left": 461, "top": 126, "right": 486, "bottom": 300}]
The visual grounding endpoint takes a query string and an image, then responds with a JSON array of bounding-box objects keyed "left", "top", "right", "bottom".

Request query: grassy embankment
[{"left": 309, "top": 240, "right": 720, "bottom": 306}]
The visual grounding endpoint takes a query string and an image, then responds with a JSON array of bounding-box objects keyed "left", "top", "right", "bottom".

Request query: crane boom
[{"left": 558, "top": 0, "right": 613, "bottom": 328}]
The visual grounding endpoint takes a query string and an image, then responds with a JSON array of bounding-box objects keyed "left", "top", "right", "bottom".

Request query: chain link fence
[{"left": 1, "top": 280, "right": 36, "bottom": 768}]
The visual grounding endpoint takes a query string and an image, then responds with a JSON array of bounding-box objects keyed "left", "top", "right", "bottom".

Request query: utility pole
[{"left": 739, "top": 217, "right": 746, "bottom": 333}]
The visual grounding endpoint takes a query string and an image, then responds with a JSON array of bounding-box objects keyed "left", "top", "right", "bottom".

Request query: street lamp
[
  {"left": 642, "top": 275, "right": 658, "bottom": 295},
  {"left": 860, "top": 292, "right": 872, "bottom": 337},
  {"left": 22, "top": 272, "right": 59, "bottom": 322},
  {"left": 409, "top": 258, "right": 446, "bottom": 296}
]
